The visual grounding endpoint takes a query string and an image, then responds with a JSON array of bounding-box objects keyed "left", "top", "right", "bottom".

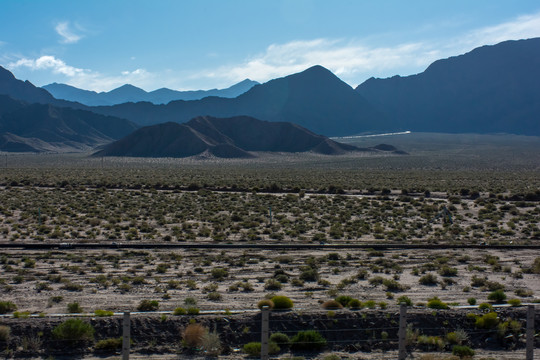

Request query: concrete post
[
  {"left": 398, "top": 303, "right": 407, "bottom": 360},
  {"left": 261, "top": 306, "right": 269, "bottom": 360},
  {"left": 526, "top": 305, "right": 535, "bottom": 360},
  {"left": 122, "top": 311, "right": 130, "bottom": 360}
]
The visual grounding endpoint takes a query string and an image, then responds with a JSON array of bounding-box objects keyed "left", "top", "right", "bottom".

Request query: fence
[{"left": 0, "top": 304, "right": 538, "bottom": 359}]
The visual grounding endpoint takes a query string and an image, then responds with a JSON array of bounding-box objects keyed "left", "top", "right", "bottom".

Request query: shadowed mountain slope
[
  {"left": 0, "top": 95, "right": 138, "bottom": 152},
  {"left": 95, "top": 115, "right": 363, "bottom": 158},
  {"left": 356, "top": 38, "right": 540, "bottom": 135}
]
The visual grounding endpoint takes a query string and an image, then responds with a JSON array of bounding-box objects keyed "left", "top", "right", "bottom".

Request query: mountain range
[
  {"left": 43, "top": 79, "right": 259, "bottom": 106},
  {"left": 356, "top": 38, "right": 540, "bottom": 135},
  {"left": 94, "top": 115, "right": 370, "bottom": 158},
  {"left": 0, "top": 94, "right": 137, "bottom": 152}
]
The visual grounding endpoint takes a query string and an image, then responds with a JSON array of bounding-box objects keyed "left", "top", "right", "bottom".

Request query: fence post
[
  {"left": 122, "top": 311, "right": 131, "bottom": 360},
  {"left": 261, "top": 306, "right": 269, "bottom": 360},
  {"left": 526, "top": 305, "right": 535, "bottom": 360},
  {"left": 398, "top": 303, "right": 407, "bottom": 360}
]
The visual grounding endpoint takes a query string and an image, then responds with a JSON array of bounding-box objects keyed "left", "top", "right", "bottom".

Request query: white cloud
[
  {"left": 197, "top": 11, "right": 540, "bottom": 87},
  {"left": 55, "top": 21, "right": 82, "bottom": 44},
  {"left": 9, "top": 55, "right": 86, "bottom": 77}
]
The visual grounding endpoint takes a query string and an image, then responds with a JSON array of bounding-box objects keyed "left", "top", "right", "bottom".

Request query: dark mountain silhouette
[
  {"left": 43, "top": 79, "right": 259, "bottom": 106},
  {"left": 0, "top": 95, "right": 138, "bottom": 152},
  {"left": 95, "top": 115, "right": 364, "bottom": 158},
  {"left": 89, "top": 66, "right": 386, "bottom": 136},
  {"left": 0, "top": 66, "right": 56, "bottom": 104},
  {"left": 356, "top": 38, "right": 540, "bottom": 135}
]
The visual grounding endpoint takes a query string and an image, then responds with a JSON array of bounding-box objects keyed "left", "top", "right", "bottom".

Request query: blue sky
[{"left": 1, "top": 0, "right": 540, "bottom": 92}]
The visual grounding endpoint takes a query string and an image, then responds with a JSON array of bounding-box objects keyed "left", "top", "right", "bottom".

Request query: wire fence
[{"left": 0, "top": 304, "right": 538, "bottom": 359}]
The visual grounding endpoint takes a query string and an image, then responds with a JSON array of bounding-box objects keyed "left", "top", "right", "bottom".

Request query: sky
[{"left": 1, "top": 0, "right": 540, "bottom": 92}]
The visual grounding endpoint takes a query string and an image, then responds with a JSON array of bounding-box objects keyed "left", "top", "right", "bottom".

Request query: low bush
[
  {"left": 335, "top": 295, "right": 353, "bottom": 307},
  {"left": 52, "top": 318, "right": 94, "bottom": 345},
  {"left": 508, "top": 298, "right": 521, "bottom": 307},
  {"left": 257, "top": 299, "right": 274, "bottom": 310},
  {"left": 0, "top": 301, "right": 17, "bottom": 314},
  {"left": 67, "top": 302, "right": 83, "bottom": 313},
  {"left": 452, "top": 345, "right": 475, "bottom": 358},
  {"left": 201, "top": 330, "right": 222, "bottom": 356},
  {"left": 173, "top": 307, "right": 187, "bottom": 315},
  {"left": 488, "top": 289, "right": 507, "bottom": 304},
  {"left": 137, "top": 299, "right": 159, "bottom": 311},
  {"left": 271, "top": 295, "right": 293, "bottom": 310},
  {"left": 0, "top": 325, "right": 10, "bottom": 342},
  {"left": 291, "top": 330, "right": 326, "bottom": 351},
  {"left": 321, "top": 300, "right": 343, "bottom": 310},
  {"left": 427, "top": 296, "right": 449, "bottom": 309},
  {"left": 243, "top": 341, "right": 280, "bottom": 356},
  {"left": 94, "top": 309, "right": 114, "bottom": 317},
  {"left": 475, "top": 312, "right": 499, "bottom": 329},
  {"left": 183, "top": 323, "right": 207, "bottom": 348},
  {"left": 95, "top": 337, "right": 122, "bottom": 351},
  {"left": 467, "top": 298, "right": 476, "bottom": 305},
  {"left": 270, "top": 332, "right": 290, "bottom": 347},
  {"left": 396, "top": 296, "right": 412, "bottom": 306},
  {"left": 211, "top": 267, "right": 228, "bottom": 280},
  {"left": 478, "top": 302, "right": 493, "bottom": 311},
  {"left": 187, "top": 307, "right": 200, "bottom": 315},
  {"left": 347, "top": 298, "right": 362, "bottom": 310},
  {"left": 419, "top": 273, "right": 438, "bottom": 285}
]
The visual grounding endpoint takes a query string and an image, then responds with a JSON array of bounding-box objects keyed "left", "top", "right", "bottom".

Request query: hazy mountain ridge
[
  {"left": 95, "top": 115, "right": 365, "bottom": 158},
  {"left": 43, "top": 79, "right": 259, "bottom": 106},
  {"left": 356, "top": 38, "right": 540, "bottom": 135},
  {"left": 0, "top": 94, "right": 138, "bottom": 152},
  {"left": 89, "top": 65, "right": 386, "bottom": 136}
]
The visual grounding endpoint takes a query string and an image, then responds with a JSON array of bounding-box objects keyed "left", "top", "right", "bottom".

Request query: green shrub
[
  {"left": 291, "top": 330, "right": 326, "bottom": 351},
  {"left": 94, "top": 309, "right": 114, "bottom": 317},
  {"left": 508, "top": 298, "right": 521, "bottom": 307},
  {"left": 299, "top": 268, "right": 319, "bottom": 282},
  {"left": 419, "top": 273, "right": 438, "bottom": 285},
  {"left": 396, "top": 296, "right": 412, "bottom": 306},
  {"left": 271, "top": 295, "right": 293, "bottom": 310},
  {"left": 364, "top": 300, "right": 376, "bottom": 309},
  {"left": 173, "top": 307, "right": 187, "bottom": 315},
  {"left": 95, "top": 337, "right": 122, "bottom": 350},
  {"left": 270, "top": 332, "right": 290, "bottom": 347},
  {"left": 137, "top": 299, "right": 159, "bottom": 311},
  {"left": 187, "top": 307, "right": 200, "bottom": 315},
  {"left": 347, "top": 298, "right": 362, "bottom": 310},
  {"left": 475, "top": 312, "right": 499, "bottom": 329},
  {"left": 0, "top": 301, "right": 17, "bottom": 314},
  {"left": 67, "top": 302, "right": 83, "bottom": 313},
  {"left": 211, "top": 267, "right": 228, "bottom": 280},
  {"left": 467, "top": 297, "right": 476, "bottom": 305},
  {"left": 0, "top": 325, "right": 10, "bottom": 342},
  {"left": 243, "top": 341, "right": 280, "bottom": 356},
  {"left": 488, "top": 289, "right": 507, "bottom": 304},
  {"left": 264, "top": 279, "right": 282, "bottom": 290},
  {"left": 427, "top": 296, "right": 449, "bottom": 309},
  {"left": 52, "top": 318, "right": 94, "bottom": 344},
  {"left": 478, "top": 302, "right": 493, "bottom": 311},
  {"left": 335, "top": 295, "right": 353, "bottom": 307},
  {"left": 452, "top": 345, "right": 475, "bottom": 358}
]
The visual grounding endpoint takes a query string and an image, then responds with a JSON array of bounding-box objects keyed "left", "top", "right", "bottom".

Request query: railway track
[{"left": 0, "top": 242, "right": 539, "bottom": 250}]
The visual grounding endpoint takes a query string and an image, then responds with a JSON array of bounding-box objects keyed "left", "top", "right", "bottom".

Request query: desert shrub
[
  {"left": 383, "top": 278, "right": 406, "bottom": 292},
  {"left": 207, "top": 291, "right": 222, "bottom": 301},
  {"left": 321, "top": 300, "right": 343, "bottom": 310},
  {"left": 52, "top": 318, "right": 94, "bottom": 344},
  {"left": 243, "top": 341, "right": 280, "bottom": 356},
  {"left": 173, "top": 307, "right": 187, "bottom": 315},
  {"left": 299, "top": 268, "right": 319, "bottom": 282},
  {"left": 291, "top": 330, "right": 326, "bottom": 351},
  {"left": 467, "top": 298, "right": 476, "bottom": 305},
  {"left": 439, "top": 266, "right": 458, "bottom": 277},
  {"left": 417, "top": 335, "right": 444, "bottom": 350},
  {"left": 61, "top": 282, "right": 84, "bottom": 291},
  {"left": 427, "top": 296, "right": 449, "bottom": 309},
  {"left": 475, "top": 312, "right": 499, "bottom": 329},
  {"left": 257, "top": 299, "right": 274, "bottom": 310},
  {"left": 419, "top": 273, "right": 438, "bottom": 285},
  {"left": 446, "top": 329, "right": 468, "bottom": 345},
  {"left": 0, "top": 325, "right": 10, "bottom": 342},
  {"left": 270, "top": 332, "right": 290, "bottom": 347},
  {"left": 0, "top": 301, "right": 17, "bottom": 314},
  {"left": 478, "top": 302, "right": 493, "bottom": 311},
  {"left": 396, "top": 296, "right": 412, "bottom": 306},
  {"left": 335, "top": 295, "right": 353, "bottom": 307},
  {"left": 488, "top": 289, "right": 507, "bottom": 304},
  {"left": 271, "top": 295, "right": 293, "bottom": 310},
  {"left": 95, "top": 337, "right": 122, "bottom": 351},
  {"left": 137, "top": 299, "right": 159, "bottom": 311},
  {"left": 264, "top": 279, "right": 282, "bottom": 290},
  {"left": 452, "top": 345, "right": 475, "bottom": 358},
  {"left": 183, "top": 323, "right": 207, "bottom": 348},
  {"left": 508, "top": 298, "right": 521, "bottom": 307},
  {"left": 67, "top": 302, "right": 83, "bottom": 313},
  {"left": 211, "top": 267, "right": 228, "bottom": 280},
  {"left": 187, "top": 307, "right": 200, "bottom": 315},
  {"left": 364, "top": 300, "right": 376, "bottom": 309},
  {"left": 347, "top": 298, "right": 362, "bottom": 309},
  {"left": 94, "top": 309, "right": 114, "bottom": 317},
  {"left": 201, "top": 330, "right": 221, "bottom": 356}
]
